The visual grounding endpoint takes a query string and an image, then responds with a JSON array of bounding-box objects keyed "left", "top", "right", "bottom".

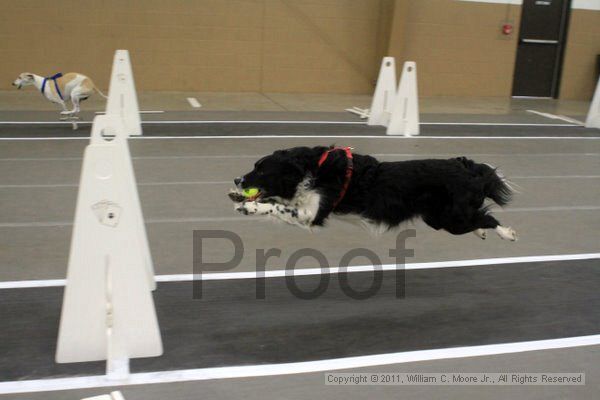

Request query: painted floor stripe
[
  {"left": 0, "top": 334, "right": 598, "bottom": 394},
  {"left": 500, "top": 205, "right": 600, "bottom": 212},
  {"left": 1, "top": 205, "right": 598, "bottom": 228},
  {"left": 95, "top": 111, "right": 165, "bottom": 114},
  {"left": 2, "top": 176, "right": 600, "bottom": 189},
  {"left": 1, "top": 153, "right": 598, "bottom": 162},
  {"left": 1, "top": 253, "right": 598, "bottom": 289},
  {"left": 0, "top": 181, "right": 232, "bottom": 188},
  {"left": 0, "top": 216, "right": 263, "bottom": 228},
  {"left": 511, "top": 175, "right": 600, "bottom": 179},
  {"left": 526, "top": 110, "right": 585, "bottom": 125},
  {"left": 186, "top": 97, "right": 201, "bottom": 108},
  {"left": 131, "top": 135, "right": 600, "bottom": 140},
  {"left": 2, "top": 135, "right": 599, "bottom": 141},
  {"left": 0, "top": 120, "right": 581, "bottom": 126}
]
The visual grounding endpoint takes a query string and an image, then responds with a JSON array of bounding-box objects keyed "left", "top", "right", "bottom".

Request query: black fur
[{"left": 233, "top": 146, "right": 513, "bottom": 235}]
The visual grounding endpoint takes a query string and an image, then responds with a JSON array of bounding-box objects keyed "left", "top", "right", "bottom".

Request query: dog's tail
[
  {"left": 457, "top": 157, "right": 514, "bottom": 206},
  {"left": 91, "top": 80, "right": 108, "bottom": 99}
]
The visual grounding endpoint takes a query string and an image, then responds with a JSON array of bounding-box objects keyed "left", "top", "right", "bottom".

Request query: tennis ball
[{"left": 242, "top": 188, "right": 260, "bottom": 198}]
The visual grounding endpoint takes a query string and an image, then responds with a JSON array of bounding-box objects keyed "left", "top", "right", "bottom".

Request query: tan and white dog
[{"left": 12, "top": 72, "right": 106, "bottom": 120}]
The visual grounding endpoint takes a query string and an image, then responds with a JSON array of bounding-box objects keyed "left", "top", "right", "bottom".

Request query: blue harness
[{"left": 41, "top": 73, "right": 64, "bottom": 101}]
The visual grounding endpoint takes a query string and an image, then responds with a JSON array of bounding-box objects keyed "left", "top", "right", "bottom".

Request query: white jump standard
[
  {"left": 585, "top": 75, "right": 600, "bottom": 129},
  {"left": 367, "top": 57, "right": 397, "bottom": 127},
  {"left": 55, "top": 50, "right": 162, "bottom": 380},
  {"left": 348, "top": 57, "right": 420, "bottom": 136}
]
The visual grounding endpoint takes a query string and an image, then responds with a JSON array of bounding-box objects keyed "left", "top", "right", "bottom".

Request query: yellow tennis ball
[{"left": 242, "top": 188, "right": 260, "bottom": 198}]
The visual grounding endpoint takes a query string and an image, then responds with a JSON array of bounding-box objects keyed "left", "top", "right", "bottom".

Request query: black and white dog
[{"left": 229, "top": 146, "right": 517, "bottom": 241}]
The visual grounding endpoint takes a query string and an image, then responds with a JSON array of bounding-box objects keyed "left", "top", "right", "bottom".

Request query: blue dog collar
[{"left": 41, "top": 73, "right": 64, "bottom": 101}]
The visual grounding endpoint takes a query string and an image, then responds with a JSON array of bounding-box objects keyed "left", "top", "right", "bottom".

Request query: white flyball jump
[
  {"left": 104, "top": 50, "right": 143, "bottom": 136},
  {"left": 367, "top": 57, "right": 397, "bottom": 127},
  {"left": 56, "top": 50, "right": 162, "bottom": 379},
  {"left": 83, "top": 391, "right": 126, "bottom": 400},
  {"left": 351, "top": 57, "right": 419, "bottom": 136},
  {"left": 387, "top": 61, "right": 419, "bottom": 136},
  {"left": 585, "top": 75, "right": 600, "bottom": 129}
]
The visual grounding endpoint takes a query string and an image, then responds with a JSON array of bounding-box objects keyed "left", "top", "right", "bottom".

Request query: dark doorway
[{"left": 512, "top": 0, "right": 570, "bottom": 98}]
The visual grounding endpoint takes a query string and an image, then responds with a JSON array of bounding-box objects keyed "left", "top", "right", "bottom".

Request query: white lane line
[
  {"left": 186, "top": 97, "right": 202, "bottom": 108},
  {"left": 1, "top": 253, "right": 598, "bottom": 289},
  {"left": 0, "top": 120, "right": 364, "bottom": 125},
  {"left": 132, "top": 135, "right": 600, "bottom": 140},
  {"left": 422, "top": 122, "right": 578, "bottom": 127},
  {"left": 95, "top": 111, "right": 165, "bottom": 114},
  {"left": 0, "top": 120, "right": 581, "bottom": 126},
  {"left": 2, "top": 135, "right": 599, "bottom": 141},
  {"left": 511, "top": 175, "right": 600, "bottom": 179},
  {"left": 1, "top": 205, "right": 599, "bottom": 227},
  {"left": 526, "top": 110, "right": 585, "bottom": 125},
  {"left": 0, "top": 334, "right": 599, "bottom": 394},
  {"left": 3, "top": 176, "right": 600, "bottom": 189},
  {"left": 11, "top": 205, "right": 600, "bottom": 226},
  {"left": 373, "top": 153, "right": 600, "bottom": 157},
  {"left": 2, "top": 153, "right": 599, "bottom": 162},
  {"left": 500, "top": 205, "right": 600, "bottom": 212},
  {"left": 0, "top": 216, "right": 263, "bottom": 228},
  {"left": 0, "top": 157, "right": 83, "bottom": 161},
  {"left": 0, "top": 181, "right": 232, "bottom": 188}
]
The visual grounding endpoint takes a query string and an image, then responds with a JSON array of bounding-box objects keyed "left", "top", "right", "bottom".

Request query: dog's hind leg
[
  {"left": 67, "top": 87, "right": 91, "bottom": 116},
  {"left": 473, "top": 229, "right": 487, "bottom": 240},
  {"left": 70, "top": 94, "right": 82, "bottom": 115},
  {"left": 472, "top": 212, "right": 518, "bottom": 242}
]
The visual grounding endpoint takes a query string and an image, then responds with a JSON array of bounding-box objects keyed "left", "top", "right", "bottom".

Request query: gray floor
[
  {"left": 0, "top": 126, "right": 599, "bottom": 399},
  {"left": 1, "top": 136, "right": 599, "bottom": 281},
  {"left": 0, "top": 109, "right": 585, "bottom": 124},
  {"left": 2, "top": 260, "right": 599, "bottom": 381},
  {"left": 7, "top": 346, "right": 600, "bottom": 400}
]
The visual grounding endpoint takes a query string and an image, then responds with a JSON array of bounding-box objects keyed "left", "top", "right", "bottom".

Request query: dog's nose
[{"left": 234, "top": 177, "right": 243, "bottom": 186}]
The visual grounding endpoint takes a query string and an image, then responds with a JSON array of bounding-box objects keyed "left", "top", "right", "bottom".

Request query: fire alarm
[{"left": 502, "top": 23, "right": 513, "bottom": 35}]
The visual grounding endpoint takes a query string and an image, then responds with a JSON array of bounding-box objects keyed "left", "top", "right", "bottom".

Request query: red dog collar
[{"left": 318, "top": 147, "right": 353, "bottom": 209}]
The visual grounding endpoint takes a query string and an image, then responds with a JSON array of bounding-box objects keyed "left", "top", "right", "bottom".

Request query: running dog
[
  {"left": 229, "top": 146, "right": 517, "bottom": 241},
  {"left": 12, "top": 72, "right": 106, "bottom": 120}
]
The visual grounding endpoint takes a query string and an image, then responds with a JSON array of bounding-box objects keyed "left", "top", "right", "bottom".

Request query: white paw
[
  {"left": 236, "top": 201, "right": 258, "bottom": 215},
  {"left": 60, "top": 110, "right": 73, "bottom": 115},
  {"left": 496, "top": 226, "right": 518, "bottom": 242},
  {"left": 473, "top": 229, "right": 487, "bottom": 240}
]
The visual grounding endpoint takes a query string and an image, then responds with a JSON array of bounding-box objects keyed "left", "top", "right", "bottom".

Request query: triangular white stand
[
  {"left": 105, "top": 51, "right": 142, "bottom": 136},
  {"left": 83, "top": 391, "right": 126, "bottom": 400},
  {"left": 585, "top": 76, "right": 600, "bottom": 129},
  {"left": 368, "top": 57, "right": 397, "bottom": 127},
  {"left": 387, "top": 61, "right": 419, "bottom": 136},
  {"left": 56, "top": 50, "right": 162, "bottom": 378}
]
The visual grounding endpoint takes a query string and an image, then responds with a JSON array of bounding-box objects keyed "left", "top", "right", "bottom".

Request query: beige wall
[
  {"left": 561, "top": 8, "right": 600, "bottom": 100},
  {"left": 0, "top": 0, "right": 388, "bottom": 93},
  {"left": 0, "top": 0, "right": 597, "bottom": 99},
  {"left": 387, "top": 0, "right": 521, "bottom": 97}
]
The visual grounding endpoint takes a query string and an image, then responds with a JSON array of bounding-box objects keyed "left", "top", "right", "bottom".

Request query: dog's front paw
[
  {"left": 496, "top": 226, "right": 518, "bottom": 242},
  {"left": 228, "top": 190, "right": 246, "bottom": 203},
  {"left": 236, "top": 201, "right": 258, "bottom": 215}
]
